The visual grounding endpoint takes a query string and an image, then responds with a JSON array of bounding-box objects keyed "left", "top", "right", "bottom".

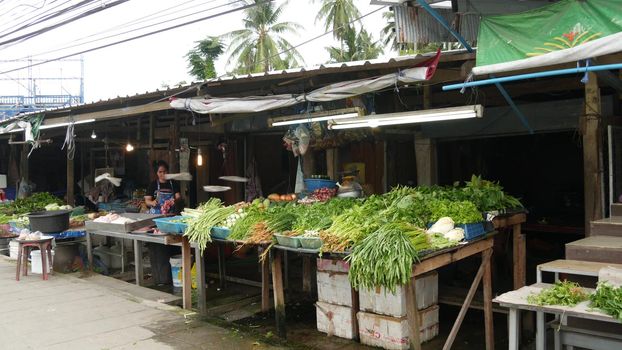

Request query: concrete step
[
  {"left": 611, "top": 203, "right": 622, "bottom": 217},
  {"left": 566, "top": 236, "right": 622, "bottom": 264},
  {"left": 590, "top": 217, "right": 622, "bottom": 237}
]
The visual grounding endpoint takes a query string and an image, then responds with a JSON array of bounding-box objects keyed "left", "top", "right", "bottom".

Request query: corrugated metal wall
[{"left": 393, "top": 6, "right": 479, "bottom": 44}]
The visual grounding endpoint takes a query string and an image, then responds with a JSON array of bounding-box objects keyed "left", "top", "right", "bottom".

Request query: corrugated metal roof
[{"left": 9, "top": 50, "right": 474, "bottom": 120}]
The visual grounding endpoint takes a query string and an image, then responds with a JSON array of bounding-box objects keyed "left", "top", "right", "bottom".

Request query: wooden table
[
  {"left": 210, "top": 239, "right": 272, "bottom": 313},
  {"left": 494, "top": 283, "right": 620, "bottom": 350},
  {"left": 270, "top": 236, "right": 495, "bottom": 350},
  {"left": 492, "top": 212, "right": 527, "bottom": 290},
  {"left": 86, "top": 230, "right": 203, "bottom": 311}
]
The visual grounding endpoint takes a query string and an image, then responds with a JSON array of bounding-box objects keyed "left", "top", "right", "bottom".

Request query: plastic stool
[{"left": 15, "top": 237, "right": 54, "bottom": 281}]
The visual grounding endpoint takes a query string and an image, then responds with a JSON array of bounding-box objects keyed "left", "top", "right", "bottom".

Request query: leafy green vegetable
[
  {"left": 0, "top": 192, "right": 63, "bottom": 216},
  {"left": 427, "top": 199, "right": 482, "bottom": 225},
  {"left": 527, "top": 281, "right": 588, "bottom": 306},
  {"left": 347, "top": 222, "right": 429, "bottom": 293},
  {"left": 589, "top": 282, "right": 622, "bottom": 320},
  {"left": 185, "top": 198, "right": 235, "bottom": 252}
]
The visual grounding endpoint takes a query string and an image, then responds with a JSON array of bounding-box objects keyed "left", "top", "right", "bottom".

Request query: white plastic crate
[
  {"left": 357, "top": 305, "right": 439, "bottom": 350},
  {"left": 316, "top": 258, "right": 350, "bottom": 273},
  {"left": 317, "top": 271, "right": 353, "bottom": 306},
  {"left": 359, "top": 271, "right": 438, "bottom": 317},
  {"left": 316, "top": 301, "right": 355, "bottom": 339}
]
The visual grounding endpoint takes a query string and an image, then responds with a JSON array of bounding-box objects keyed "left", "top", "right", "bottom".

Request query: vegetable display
[
  {"left": 184, "top": 199, "right": 235, "bottom": 252},
  {"left": 347, "top": 222, "right": 428, "bottom": 293},
  {"left": 180, "top": 176, "right": 521, "bottom": 290},
  {"left": 527, "top": 281, "right": 588, "bottom": 306},
  {"left": 0, "top": 192, "right": 64, "bottom": 216},
  {"left": 589, "top": 282, "right": 622, "bottom": 320}
]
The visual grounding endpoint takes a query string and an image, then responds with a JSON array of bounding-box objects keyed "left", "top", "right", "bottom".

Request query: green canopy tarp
[{"left": 472, "top": 0, "right": 622, "bottom": 76}]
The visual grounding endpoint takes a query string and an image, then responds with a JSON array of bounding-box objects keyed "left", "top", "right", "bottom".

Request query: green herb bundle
[
  {"left": 0, "top": 192, "right": 63, "bottom": 216},
  {"left": 427, "top": 199, "right": 482, "bottom": 225},
  {"left": 229, "top": 203, "right": 266, "bottom": 241},
  {"left": 590, "top": 282, "right": 622, "bottom": 320},
  {"left": 527, "top": 281, "right": 588, "bottom": 306},
  {"left": 347, "top": 222, "right": 429, "bottom": 293},
  {"left": 185, "top": 199, "right": 235, "bottom": 252}
]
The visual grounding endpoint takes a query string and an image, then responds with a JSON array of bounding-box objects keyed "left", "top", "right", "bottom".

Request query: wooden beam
[
  {"left": 181, "top": 236, "right": 192, "bottom": 310},
  {"left": 326, "top": 148, "right": 339, "bottom": 180},
  {"left": 271, "top": 250, "right": 286, "bottom": 338},
  {"left": 42, "top": 101, "right": 171, "bottom": 125},
  {"left": 583, "top": 72, "right": 604, "bottom": 235},
  {"left": 414, "top": 132, "right": 437, "bottom": 186},
  {"left": 412, "top": 238, "right": 494, "bottom": 276}
]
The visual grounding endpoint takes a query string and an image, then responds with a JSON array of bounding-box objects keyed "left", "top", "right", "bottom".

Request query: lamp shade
[{"left": 0, "top": 174, "right": 6, "bottom": 189}]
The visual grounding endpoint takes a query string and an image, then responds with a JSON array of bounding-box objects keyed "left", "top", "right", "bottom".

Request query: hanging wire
[{"left": 61, "top": 115, "right": 76, "bottom": 160}]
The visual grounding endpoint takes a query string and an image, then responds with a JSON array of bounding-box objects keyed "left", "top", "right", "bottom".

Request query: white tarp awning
[{"left": 170, "top": 51, "right": 440, "bottom": 114}]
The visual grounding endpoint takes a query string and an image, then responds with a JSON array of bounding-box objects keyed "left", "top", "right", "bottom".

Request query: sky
[{"left": 0, "top": 0, "right": 393, "bottom": 104}]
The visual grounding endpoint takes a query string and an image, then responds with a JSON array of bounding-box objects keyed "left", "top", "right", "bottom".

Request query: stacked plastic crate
[{"left": 357, "top": 271, "right": 439, "bottom": 349}]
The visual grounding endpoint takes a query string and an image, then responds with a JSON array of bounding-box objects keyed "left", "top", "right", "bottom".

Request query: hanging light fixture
[
  {"left": 90, "top": 130, "right": 97, "bottom": 139},
  {"left": 125, "top": 142, "right": 134, "bottom": 152},
  {"left": 268, "top": 107, "right": 363, "bottom": 127},
  {"left": 328, "top": 105, "right": 483, "bottom": 130},
  {"left": 196, "top": 148, "right": 203, "bottom": 166}
]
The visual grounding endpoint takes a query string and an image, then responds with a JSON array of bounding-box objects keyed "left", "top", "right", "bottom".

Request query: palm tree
[
  {"left": 326, "top": 28, "right": 383, "bottom": 63},
  {"left": 185, "top": 36, "right": 224, "bottom": 80},
  {"left": 381, "top": 11, "right": 398, "bottom": 51},
  {"left": 314, "top": 0, "right": 361, "bottom": 41},
  {"left": 223, "top": 0, "right": 304, "bottom": 74}
]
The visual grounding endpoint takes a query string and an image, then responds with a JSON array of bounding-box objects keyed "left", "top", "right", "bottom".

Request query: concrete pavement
[{"left": 0, "top": 256, "right": 285, "bottom": 350}]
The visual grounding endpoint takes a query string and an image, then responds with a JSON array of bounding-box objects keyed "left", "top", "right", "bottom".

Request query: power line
[
  {"left": 0, "top": 0, "right": 264, "bottom": 76},
  {"left": 14, "top": 0, "right": 235, "bottom": 61},
  {"left": 0, "top": 0, "right": 94, "bottom": 40},
  {"left": 0, "top": 0, "right": 125, "bottom": 48}
]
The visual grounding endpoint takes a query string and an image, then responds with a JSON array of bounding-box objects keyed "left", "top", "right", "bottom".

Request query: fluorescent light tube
[
  {"left": 271, "top": 112, "right": 360, "bottom": 127},
  {"left": 329, "top": 105, "right": 482, "bottom": 130},
  {"left": 39, "top": 118, "right": 96, "bottom": 129}
]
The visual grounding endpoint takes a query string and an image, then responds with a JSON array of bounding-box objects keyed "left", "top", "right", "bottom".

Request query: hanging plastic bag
[{"left": 295, "top": 125, "right": 310, "bottom": 156}]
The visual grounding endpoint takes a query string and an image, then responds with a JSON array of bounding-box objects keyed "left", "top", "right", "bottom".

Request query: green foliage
[
  {"left": 223, "top": 0, "right": 304, "bottom": 74},
  {"left": 0, "top": 192, "right": 63, "bottom": 216},
  {"left": 590, "top": 282, "right": 622, "bottom": 320},
  {"left": 185, "top": 36, "right": 224, "bottom": 80},
  {"left": 527, "top": 281, "right": 588, "bottom": 306},
  {"left": 326, "top": 27, "right": 383, "bottom": 63},
  {"left": 427, "top": 199, "right": 482, "bottom": 225},
  {"left": 313, "top": 0, "right": 361, "bottom": 41}
]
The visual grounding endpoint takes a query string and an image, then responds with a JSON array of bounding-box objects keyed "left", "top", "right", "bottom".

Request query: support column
[
  {"left": 326, "top": 148, "right": 339, "bottom": 180},
  {"left": 20, "top": 144, "right": 29, "bottom": 183},
  {"left": 66, "top": 150, "right": 74, "bottom": 205},
  {"left": 583, "top": 72, "right": 603, "bottom": 235},
  {"left": 414, "top": 133, "right": 437, "bottom": 186}
]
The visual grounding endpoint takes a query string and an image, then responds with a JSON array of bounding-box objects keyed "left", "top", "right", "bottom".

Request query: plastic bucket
[
  {"left": 30, "top": 249, "right": 55, "bottom": 274},
  {"left": 170, "top": 255, "right": 183, "bottom": 288},
  {"left": 9, "top": 240, "right": 19, "bottom": 259}
]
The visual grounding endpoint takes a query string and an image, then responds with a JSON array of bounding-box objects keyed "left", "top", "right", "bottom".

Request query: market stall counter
[
  {"left": 270, "top": 234, "right": 496, "bottom": 350},
  {"left": 85, "top": 213, "right": 204, "bottom": 312}
]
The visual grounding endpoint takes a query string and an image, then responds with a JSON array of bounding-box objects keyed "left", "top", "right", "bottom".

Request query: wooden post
[
  {"left": 302, "top": 256, "right": 312, "bottom": 293},
  {"left": 414, "top": 132, "right": 437, "bottom": 186},
  {"left": 181, "top": 236, "right": 192, "bottom": 310},
  {"left": 512, "top": 224, "right": 526, "bottom": 289},
  {"left": 482, "top": 248, "right": 495, "bottom": 350},
  {"left": 351, "top": 287, "right": 360, "bottom": 341},
  {"left": 195, "top": 247, "right": 207, "bottom": 315},
  {"left": 260, "top": 246, "right": 271, "bottom": 313},
  {"left": 302, "top": 151, "right": 315, "bottom": 178},
  {"left": 217, "top": 243, "right": 227, "bottom": 289},
  {"left": 326, "top": 148, "right": 339, "bottom": 180},
  {"left": 271, "top": 249, "right": 286, "bottom": 338},
  {"left": 406, "top": 276, "right": 422, "bottom": 350},
  {"left": 583, "top": 72, "right": 603, "bottom": 235},
  {"left": 20, "top": 144, "right": 29, "bottom": 183},
  {"left": 66, "top": 150, "right": 74, "bottom": 205}
]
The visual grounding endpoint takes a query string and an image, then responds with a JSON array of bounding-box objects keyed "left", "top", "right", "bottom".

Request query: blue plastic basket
[
  {"left": 153, "top": 216, "right": 188, "bottom": 235},
  {"left": 210, "top": 227, "right": 231, "bottom": 240},
  {"left": 427, "top": 221, "right": 487, "bottom": 241},
  {"left": 457, "top": 222, "right": 486, "bottom": 240},
  {"left": 304, "top": 179, "right": 337, "bottom": 192}
]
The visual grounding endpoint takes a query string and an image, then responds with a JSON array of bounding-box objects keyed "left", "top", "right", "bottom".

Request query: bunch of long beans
[
  {"left": 347, "top": 222, "right": 429, "bottom": 293},
  {"left": 185, "top": 202, "right": 235, "bottom": 252}
]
